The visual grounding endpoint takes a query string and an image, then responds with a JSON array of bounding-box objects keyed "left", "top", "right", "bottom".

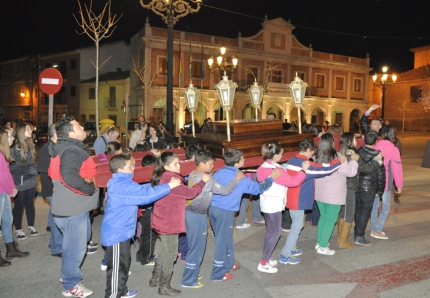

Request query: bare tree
[
  {"left": 418, "top": 65, "right": 430, "bottom": 112},
  {"left": 74, "top": 0, "right": 122, "bottom": 137},
  {"left": 130, "top": 56, "right": 156, "bottom": 110}
]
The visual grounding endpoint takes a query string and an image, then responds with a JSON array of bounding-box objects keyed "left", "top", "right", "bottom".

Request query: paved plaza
[{"left": 1, "top": 133, "right": 429, "bottom": 298}]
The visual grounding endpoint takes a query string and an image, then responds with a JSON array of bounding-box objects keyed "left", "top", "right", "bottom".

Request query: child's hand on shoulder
[
  {"left": 271, "top": 168, "right": 282, "bottom": 179},
  {"left": 168, "top": 177, "right": 182, "bottom": 189},
  {"left": 235, "top": 171, "right": 245, "bottom": 180},
  {"left": 302, "top": 160, "right": 310, "bottom": 171},
  {"left": 201, "top": 173, "right": 211, "bottom": 182},
  {"left": 350, "top": 153, "right": 359, "bottom": 161},
  {"left": 338, "top": 154, "right": 347, "bottom": 163}
]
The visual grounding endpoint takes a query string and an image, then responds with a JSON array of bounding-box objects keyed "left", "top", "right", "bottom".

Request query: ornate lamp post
[
  {"left": 372, "top": 66, "right": 397, "bottom": 119},
  {"left": 247, "top": 80, "right": 264, "bottom": 120},
  {"left": 139, "top": 0, "right": 202, "bottom": 134},
  {"left": 289, "top": 72, "right": 308, "bottom": 134},
  {"left": 183, "top": 82, "right": 200, "bottom": 137},
  {"left": 215, "top": 72, "right": 238, "bottom": 141},
  {"left": 207, "top": 46, "right": 238, "bottom": 78}
]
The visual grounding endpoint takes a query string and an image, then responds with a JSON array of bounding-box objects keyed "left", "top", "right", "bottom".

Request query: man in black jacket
[
  {"left": 50, "top": 117, "right": 98, "bottom": 297},
  {"left": 354, "top": 130, "right": 386, "bottom": 246},
  {"left": 360, "top": 104, "right": 383, "bottom": 135}
]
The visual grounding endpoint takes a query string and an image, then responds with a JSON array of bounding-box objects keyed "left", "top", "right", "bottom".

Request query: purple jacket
[
  {"left": 374, "top": 140, "right": 403, "bottom": 190},
  {"left": 0, "top": 153, "right": 16, "bottom": 196}
]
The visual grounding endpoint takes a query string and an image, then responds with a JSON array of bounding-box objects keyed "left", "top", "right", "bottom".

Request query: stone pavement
[{"left": 1, "top": 133, "right": 429, "bottom": 298}]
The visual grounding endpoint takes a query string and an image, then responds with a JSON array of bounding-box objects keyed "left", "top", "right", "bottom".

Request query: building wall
[{"left": 130, "top": 17, "right": 371, "bottom": 132}]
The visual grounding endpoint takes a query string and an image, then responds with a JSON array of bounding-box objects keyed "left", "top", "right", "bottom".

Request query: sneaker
[
  {"left": 87, "top": 241, "right": 98, "bottom": 249},
  {"left": 181, "top": 281, "right": 204, "bottom": 288},
  {"left": 62, "top": 283, "right": 93, "bottom": 297},
  {"left": 279, "top": 255, "right": 300, "bottom": 265},
  {"left": 257, "top": 263, "right": 278, "bottom": 273},
  {"left": 315, "top": 243, "right": 320, "bottom": 250},
  {"left": 229, "top": 264, "right": 240, "bottom": 271},
  {"left": 236, "top": 223, "right": 251, "bottom": 229},
  {"left": 316, "top": 246, "right": 335, "bottom": 256},
  {"left": 15, "top": 229, "right": 27, "bottom": 240},
  {"left": 143, "top": 260, "right": 155, "bottom": 266},
  {"left": 198, "top": 273, "right": 203, "bottom": 280},
  {"left": 212, "top": 273, "right": 233, "bottom": 282},
  {"left": 0, "top": 230, "right": 3, "bottom": 238},
  {"left": 281, "top": 228, "right": 290, "bottom": 232},
  {"left": 86, "top": 246, "right": 98, "bottom": 254},
  {"left": 253, "top": 219, "right": 265, "bottom": 225},
  {"left": 121, "top": 290, "right": 137, "bottom": 298},
  {"left": 354, "top": 236, "right": 372, "bottom": 246},
  {"left": 28, "top": 226, "right": 38, "bottom": 236},
  {"left": 291, "top": 248, "right": 303, "bottom": 256},
  {"left": 370, "top": 230, "right": 389, "bottom": 240},
  {"left": 101, "top": 264, "right": 107, "bottom": 271},
  {"left": 46, "top": 226, "right": 51, "bottom": 232},
  {"left": 268, "top": 258, "right": 278, "bottom": 267}
]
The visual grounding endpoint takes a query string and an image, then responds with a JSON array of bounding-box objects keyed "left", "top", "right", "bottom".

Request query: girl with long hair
[
  {"left": 0, "top": 127, "right": 29, "bottom": 265},
  {"left": 149, "top": 152, "right": 209, "bottom": 295},
  {"left": 338, "top": 133, "right": 381, "bottom": 248},
  {"left": 10, "top": 123, "right": 39, "bottom": 240},
  {"left": 314, "top": 133, "right": 358, "bottom": 255},
  {"left": 146, "top": 124, "right": 166, "bottom": 150},
  {"left": 256, "top": 142, "right": 308, "bottom": 273}
]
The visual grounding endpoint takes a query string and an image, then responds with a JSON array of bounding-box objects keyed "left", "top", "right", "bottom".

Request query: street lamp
[
  {"left": 372, "top": 66, "right": 397, "bottom": 119},
  {"left": 215, "top": 72, "right": 237, "bottom": 141},
  {"left": 207, "top": 46, "right": 238, "bottom": 77},
  {"left": 139, "top": 0, "right": 202, "bottom": 134},
  {"left": 247, "top": 80, "right": 264, "bottom": 120},
  {"left": 183, "top": 82, "right": 200, "bottom": 137},
  {"left": 289, "top": 72, "right": 308, "bottom": 134}
]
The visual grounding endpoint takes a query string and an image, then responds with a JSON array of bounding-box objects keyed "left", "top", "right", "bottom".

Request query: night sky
[{"left": 2, "top": 0, "right": 430, "bottom": 74}]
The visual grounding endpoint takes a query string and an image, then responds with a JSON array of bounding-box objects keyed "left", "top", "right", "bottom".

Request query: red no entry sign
[{"left": 39, "top": 68, "right": 63, "bottom": 94}]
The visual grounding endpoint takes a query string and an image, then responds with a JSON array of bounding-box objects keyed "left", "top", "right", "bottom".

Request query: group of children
[{"left": 100, "top": 126, "right": 402, "bottom": 297}]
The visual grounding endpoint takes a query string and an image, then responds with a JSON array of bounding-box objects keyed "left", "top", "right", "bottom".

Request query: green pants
[
  {"left": 316, "top": 201, "right": 341, "bottom": 248},
  {"left": 158, "top": 234, "right": 178, "bottom": 274}
]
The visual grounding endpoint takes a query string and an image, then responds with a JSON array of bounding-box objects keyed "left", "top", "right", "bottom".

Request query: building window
[
  {"left": 59, "top": 87, "right": 67, "bottom": 104},
  {"left": 293, "top": 71, "right": 306, "bottom": 81},
  {"left": 158, "top": 57, "right": 167, "bottom": 75},
  {"left": 70, "top": 59, "right": 76, "bottom": 70},
  {"left": 191, "top": 61, "right": 202, "bottom": 79},
  {"left": 109, "top": 86, "right": 116, "bottom": 108},
  {"left": 89, "top": 114, "right": 96, "bottom": 121},
  {"left": 60, "top": 61, "right": 67, "bottom": 76},
  {"left": 34, "top": 88, "right": 39, "bottom": 98},
  {"left": 70, "top": 86, "right": 76, "bottom": 97},
  {"left": 270, "top": 70, "right": 283, "bottom": 83},
  {"left": 108, "top": 115, "right": 117, "bottom": 124},
  {"left": 316, "top": 74, "right": 325, "bottom": 89},
  {"left": 89, "top": 87, "right": 95, "bottom": 99},
  {"left": 410, "top": 86, "right": 422, "bottom": 103},
  {"left": 335, "top": 76, "right": 345, "bottom": 91},
  {"left": 246, "top": 67, "right": 259, "bottom": 86},
  {"left": 353, "top": 78, "right": 362, "bottom": 92}
]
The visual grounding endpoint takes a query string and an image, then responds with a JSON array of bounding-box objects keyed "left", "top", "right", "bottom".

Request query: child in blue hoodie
[
  {"left": 100, "top": 153, "right": 181, "bottom": 298},
  {"left": 209, "top": 149, "right": 281, "bottom": 282}
]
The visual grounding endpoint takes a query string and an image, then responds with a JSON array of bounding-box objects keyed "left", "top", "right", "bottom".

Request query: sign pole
[{"left": 48, "top": 94, "right": 54, "bottom": 126}]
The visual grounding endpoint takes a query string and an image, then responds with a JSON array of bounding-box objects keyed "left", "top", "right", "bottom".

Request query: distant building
[
  {"left": 368, "top": 45, "right": 430, "bottom": 131},
  {"left": 130, "top": 17, "right": 371, "bottom": 132}
]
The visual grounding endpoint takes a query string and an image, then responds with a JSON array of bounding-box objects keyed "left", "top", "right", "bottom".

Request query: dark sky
[{"left": 2, "top": 0, "right": 430, "bottom": 73}]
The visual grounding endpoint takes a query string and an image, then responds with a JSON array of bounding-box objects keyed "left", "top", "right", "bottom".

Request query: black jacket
[
  {"left": 360, "top": 114, "right": 382, "bottom": 136},
  {"left": 345, "top": 149, "right": 380, "bottom": 192},
  {"left": 37, "top": 140, "right": 53, "bottom": 197},
  {"left": 10, "top": 146, "right": 38, "bottom": 191},
  {"left": 356, "top": 146, "right": 386, "bottom": 197}
]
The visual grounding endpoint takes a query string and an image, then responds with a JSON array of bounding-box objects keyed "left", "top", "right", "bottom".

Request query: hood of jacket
[{"left": 357, "top": 145, "right": 380, "bottom": 163}]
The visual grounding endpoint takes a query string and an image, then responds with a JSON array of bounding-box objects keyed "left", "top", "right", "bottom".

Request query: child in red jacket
[{"left": 149, "top": 152, "right": 210, "bottom": 295}]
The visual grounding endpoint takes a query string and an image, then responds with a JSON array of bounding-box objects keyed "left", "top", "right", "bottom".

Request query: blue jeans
[
  {"left": 0, "top": 193, "right": 14, "bottom": 243},
  {"left": 236, "top": 194, "right": 263, "bottom": 225},
  {"left": 46, "top": 197, "right": 63, "bottom": 254},
  {"left": 281, "top": 209, "right": 304, "bottom": 258},
  {"left": 209, "top": 206, "right": 235, "bottom": 281},
  {"left": 54, "top": 213, "right": 91, "bottom": 290},
  {"left": 371, "top": 191, "right": 391, "bottom": 232},
  {"left": 181, "top": 210, "right": 207, "bottom": 286}
]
